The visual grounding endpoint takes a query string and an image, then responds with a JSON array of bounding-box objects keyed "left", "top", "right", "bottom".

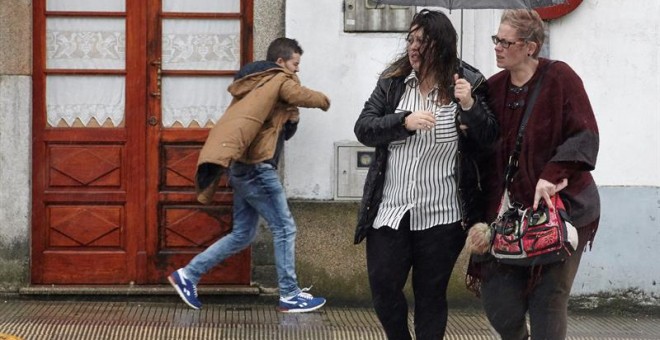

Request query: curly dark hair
[{"left": 383, "top": 9, "right": 458, "bottom": 102}]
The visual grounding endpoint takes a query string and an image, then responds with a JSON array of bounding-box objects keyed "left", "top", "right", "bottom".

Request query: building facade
[{"left": 1, "top": 0, "right": 658, "bottom": 305}]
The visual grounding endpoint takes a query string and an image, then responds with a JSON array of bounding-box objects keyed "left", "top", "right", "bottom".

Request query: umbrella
[
  {"left": 376, "top": 0, "right": 564, "bottom": 8},
  {"left": 376, "top": 0, "right": 567, "bottom": 69}
]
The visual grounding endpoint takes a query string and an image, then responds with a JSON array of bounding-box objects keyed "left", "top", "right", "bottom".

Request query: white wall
[
  {"left": 283, "top": 2, "right": 402, "bottom": 198},
  {"left": 284, "top": 0, "right": 660, "bottom": 296},
  {"left": 549, "top": 1, "right": 660, "bottom": 187}
]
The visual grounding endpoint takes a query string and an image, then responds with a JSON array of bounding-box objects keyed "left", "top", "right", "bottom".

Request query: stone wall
[
  {"left": 0, "top": 0, "right": 32, "bottom": 290},
  {"left": 0, "top": 0, "right": 32, "bottom": 75}
]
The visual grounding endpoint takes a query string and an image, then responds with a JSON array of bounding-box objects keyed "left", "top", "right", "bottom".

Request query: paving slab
[{"left": 0, "top": 298, "right": 659, "bottom": 339}]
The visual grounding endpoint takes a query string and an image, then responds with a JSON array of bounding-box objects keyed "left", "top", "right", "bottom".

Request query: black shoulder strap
[{"left": 504, "top": 61, "right": 556, "bottom": 186}]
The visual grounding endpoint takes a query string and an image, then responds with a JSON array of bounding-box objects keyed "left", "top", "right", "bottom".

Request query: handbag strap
[{"left": 504, "top": 61, "right": 556, "bottom": 187}]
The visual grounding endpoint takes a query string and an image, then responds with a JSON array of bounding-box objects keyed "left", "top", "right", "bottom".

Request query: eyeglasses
[{"left": 491, "top": 35, "right": 525, "bottom": 49}]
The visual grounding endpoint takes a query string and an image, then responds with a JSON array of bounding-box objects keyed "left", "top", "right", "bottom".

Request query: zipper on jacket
[
  {"left": 471, "top": 76, "right": 485, "bottom": 95},
  {"left": 455, "top": 150, "right": 467, "bottom": 228},
  {"left": 472, "top": 158, "right": 482, "bottom": 191}
]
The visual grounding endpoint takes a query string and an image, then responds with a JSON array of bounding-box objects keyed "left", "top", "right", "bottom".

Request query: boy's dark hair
[{"left": 266, "top": 38, "right": 304, "bottom": 62}]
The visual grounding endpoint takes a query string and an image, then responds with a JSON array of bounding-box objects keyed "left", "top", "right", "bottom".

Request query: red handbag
[{"left": 489, "top": 192, "right": 578, "bottom": 266}]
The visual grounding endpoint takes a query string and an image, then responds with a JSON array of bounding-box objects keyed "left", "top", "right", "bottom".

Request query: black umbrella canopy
[{"left": 376, "top": 0, "right": 565, "bottom": 9}]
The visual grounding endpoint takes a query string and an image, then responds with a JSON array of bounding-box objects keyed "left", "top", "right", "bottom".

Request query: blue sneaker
[
  {"left": 278, "top": 288, "right": 326, "bottom": 313},
  {"left": 168, "top": 269, "right": 202, "bottom": 310}
]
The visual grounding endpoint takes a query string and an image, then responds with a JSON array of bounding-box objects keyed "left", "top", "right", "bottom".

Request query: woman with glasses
[
  {"left": 468, "top": 9, "right": 600, "bottom": 340},
  {"left": 354, "top": 9, "right": 497, "bottom": 340}
]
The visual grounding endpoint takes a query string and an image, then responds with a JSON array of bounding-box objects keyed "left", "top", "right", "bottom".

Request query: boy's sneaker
[
  {"left": 277, "top": 289, "right": 326, "bottom": 313},
  {"left": 168, "top": 269, "right": 202, "bottom": 310}
]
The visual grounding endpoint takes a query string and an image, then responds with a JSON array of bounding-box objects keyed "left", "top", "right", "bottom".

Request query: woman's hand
[
  {"left": 404, "top": 110, "right": 435, "bottom": 131},
  {"left": 533, "top": 178, "right": 568, "bottom": 211},
  {"left": 453, "top": 74, "right": 474, "bottom": 110}
]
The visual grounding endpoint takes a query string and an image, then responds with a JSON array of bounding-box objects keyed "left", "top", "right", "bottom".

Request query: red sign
[{"left": 536, "top": 0, "right": 583, "bottom": 20}]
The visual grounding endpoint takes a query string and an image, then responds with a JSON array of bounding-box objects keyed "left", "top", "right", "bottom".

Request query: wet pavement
[{"left": 0, "top": 296, "right": 659, "bottom": 339}]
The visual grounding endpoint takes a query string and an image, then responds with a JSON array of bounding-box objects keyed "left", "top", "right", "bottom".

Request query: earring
[{"left": 527, "top": 53, "right": 532, "bottom": 57}]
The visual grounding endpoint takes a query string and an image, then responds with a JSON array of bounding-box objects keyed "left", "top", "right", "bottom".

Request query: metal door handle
[{"left": 151, "top": 59, "right": 162, "bottom": 97}]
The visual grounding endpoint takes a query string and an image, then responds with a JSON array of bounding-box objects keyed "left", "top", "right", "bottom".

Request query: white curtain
[
  {"left": 46, "top": 16, "right": 126, "bottom": 127},
  {"left": 47, "top": 76, "right": 125, "bottom": 127},
  {"left": 47, "top": 18, "right": 125, "bottom": 70},
  {"left": 162, "top": 19, "right": 240, "bottom": 71},
  {"left": 162, "top": 76, "right": 233, "bottom": 127},
  {"left": 161, "top": 18, "right": 240, "bottom": 127}
]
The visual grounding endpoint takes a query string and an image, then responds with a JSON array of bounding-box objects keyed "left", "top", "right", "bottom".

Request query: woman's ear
[{"left": 528, "top": 42, "right": 538, "bottom": 57}]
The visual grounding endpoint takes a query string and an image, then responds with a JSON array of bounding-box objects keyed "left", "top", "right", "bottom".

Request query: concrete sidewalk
[{"left": 0, "top": 296, "right": 659, "bottom": 340}]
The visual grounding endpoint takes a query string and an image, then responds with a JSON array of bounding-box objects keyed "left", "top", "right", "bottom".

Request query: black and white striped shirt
[{"left": 373, "top": 71, "right": 461, "bottom": 231}]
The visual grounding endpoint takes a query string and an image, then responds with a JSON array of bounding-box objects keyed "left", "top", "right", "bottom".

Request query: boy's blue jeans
[{"left": 183, "top": 162, "right": 301, "bottom": 299}]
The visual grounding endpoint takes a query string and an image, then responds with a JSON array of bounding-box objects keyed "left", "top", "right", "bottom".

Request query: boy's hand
[
  {"left": 287, "top": 107, "right": 300, "bottom": 122},
  {"left": 321, "top": 95, "right": 330, "bottom": 111}
]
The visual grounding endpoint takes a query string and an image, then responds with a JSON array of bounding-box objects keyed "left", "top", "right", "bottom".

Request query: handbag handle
[
  {"left": 498, "top": 197, "right": 554, "bottom": 244},
  {"left": 504, "top": 61, "right": 557, "bottom": 186}
]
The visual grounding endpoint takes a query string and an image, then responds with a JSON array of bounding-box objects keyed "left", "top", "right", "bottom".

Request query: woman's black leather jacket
[{"left": 353, "top": 62, "right": 498, "bottom": 244}]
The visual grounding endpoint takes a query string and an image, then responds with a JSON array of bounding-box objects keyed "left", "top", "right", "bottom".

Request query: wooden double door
[{"left": 31, "top": 0, "right": 253, "bottom": 285}]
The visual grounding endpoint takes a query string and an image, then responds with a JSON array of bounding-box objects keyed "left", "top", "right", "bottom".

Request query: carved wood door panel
[{"left": 31, "top": 0, "right": 253, "bottom": 285}]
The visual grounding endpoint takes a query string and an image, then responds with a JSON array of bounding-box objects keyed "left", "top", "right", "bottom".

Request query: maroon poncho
[{"left": 485, "top": 58, "right": 600, "bottom": 230}]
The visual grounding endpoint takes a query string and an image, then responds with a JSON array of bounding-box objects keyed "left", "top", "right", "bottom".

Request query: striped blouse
[{"left": 373, "top": 71, "right": 461, "bottom": 231}]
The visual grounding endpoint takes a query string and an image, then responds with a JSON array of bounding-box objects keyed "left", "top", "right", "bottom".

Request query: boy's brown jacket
[
  {"left": 195, "top": 65, "right": 329, "bottom": 203},
  {"left": 198, "top": 67, "right": 329, "bottom": 168}
]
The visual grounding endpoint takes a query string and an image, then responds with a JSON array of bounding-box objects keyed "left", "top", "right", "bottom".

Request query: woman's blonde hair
[{"left": 501, "top": 9, "right": 546, "bottom": 58}]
